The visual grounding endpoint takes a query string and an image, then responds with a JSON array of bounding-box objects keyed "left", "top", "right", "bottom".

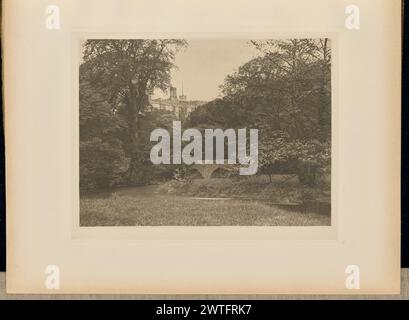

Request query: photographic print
[
  {"left": 4, "top": 0, "right": 401, "bottom": 295},
  {"left": 79, "top": 38, "right": 332, "bottom": 227}
]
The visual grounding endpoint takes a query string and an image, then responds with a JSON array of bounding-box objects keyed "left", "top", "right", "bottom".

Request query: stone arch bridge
[{"left": 191, "top": 162, "right": 232, "bottom": 179}]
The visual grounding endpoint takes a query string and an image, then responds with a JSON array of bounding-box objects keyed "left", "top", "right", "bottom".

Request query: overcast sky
[{"left": 153, "top": 39, "right": 260, "bottom": 101}]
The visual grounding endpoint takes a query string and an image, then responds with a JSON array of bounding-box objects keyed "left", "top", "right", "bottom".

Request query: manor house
[{"left": 149, "top": 86, "right": 206, "bottom": 121}]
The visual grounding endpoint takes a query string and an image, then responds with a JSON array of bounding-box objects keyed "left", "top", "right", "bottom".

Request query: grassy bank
[
  {"left": 80, "top": 195, "right": 330, "bottom": 226},
  {"left": 156, "top": 175, "right": 330, "bottom": 204},
  {"left": 80, "top": 175, "right": 330, "bottom": 226}
]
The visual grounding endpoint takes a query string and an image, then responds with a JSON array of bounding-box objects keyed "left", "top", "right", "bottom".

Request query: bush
[{"left": 80, "top": 138, "right": 126, "bottom": 192}]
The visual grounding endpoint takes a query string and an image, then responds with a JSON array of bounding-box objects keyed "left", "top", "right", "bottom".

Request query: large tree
[
  {"left": 250, "top": 39, "right": 331, "bottom": 140},
  {"left": 218, "top": 39, "right": 331, "bottom": 141},
  {"left": 193, "top": 38, "right": 332, "bottom": 185},
  {"left": 81, "top": 39, "right": 187, "bottom": 182}
]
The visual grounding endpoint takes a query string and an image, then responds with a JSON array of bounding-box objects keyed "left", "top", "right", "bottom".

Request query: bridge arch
[
  {"left": 191, "top": 163, "right": 231, "bottom": 179},
  {"left": 210, "top": 167, "right": 231, "bottom": 178}
]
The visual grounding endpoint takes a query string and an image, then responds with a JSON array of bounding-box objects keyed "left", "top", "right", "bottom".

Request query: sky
[{"left": 153, "top": 39, "right": 260, "bottom": 101}]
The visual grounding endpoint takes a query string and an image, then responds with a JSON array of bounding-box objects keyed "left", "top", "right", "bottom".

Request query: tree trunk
[
  {"left": 126, "top": 91, "right": 141, "bottom": 184},
  {"left": 125, "top": 81, "right": 150, "bottom": 184}
]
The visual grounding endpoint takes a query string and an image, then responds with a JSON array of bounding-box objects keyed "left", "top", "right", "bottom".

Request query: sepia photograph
[
  {"left": 79, "top": 38, "right": 332, "bottom": 227},
  {"left": 4, "top": 0, "right": 402, "bottom": 296}
]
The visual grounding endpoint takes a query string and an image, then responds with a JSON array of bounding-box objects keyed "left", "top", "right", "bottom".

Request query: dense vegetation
[
  {"left": 80, "top": 39, "right": 331, "bottom": 192},
  {"left": 80, "top": 40, "right": 186, "bottom": 191},
  {"left": 188, "top": 39, "right": 331, "bottom": 184}
]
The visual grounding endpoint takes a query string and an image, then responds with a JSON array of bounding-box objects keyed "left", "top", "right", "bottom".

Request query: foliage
[
  {"left": 187, "top": 38, "right": 332, "bottom": 183},
  {"left": 80, "top": 138, "right": 125, "bottom": 191},
  {"left": 219, "top": 39, "right": 331, "bottom": 141},
  {"left": 80, "top": 38, "right": 332, "bottom": 190},
  {"left": 186, "top": 98, "right": 246, "bottom": 129},
  {"left": 79, "top": 77, "right": 126, "bottom": 191},
  {"left": 79, "top": 76, "right": 180, "bottom": 189},
  {"left": 258, "top": 128, "right": 331, "bottom": 167},
  {"left": 81, "top": 40, "right": 187, "bottom": 184}
]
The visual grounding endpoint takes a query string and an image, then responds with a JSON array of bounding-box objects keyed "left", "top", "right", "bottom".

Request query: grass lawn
[
  {"left": 156, "top": 175, "right": 331, "bottom": 203},
  {"left": 80, "top": 195, "right": 330, "bottom": 226}
]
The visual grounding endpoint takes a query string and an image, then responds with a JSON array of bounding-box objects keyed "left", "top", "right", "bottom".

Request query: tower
[
  {"left": 169, "top": 86, "right": 177, "bottom": 101},
  {"left": 179, "top": 82, "right": 187, "bottom": 101}
]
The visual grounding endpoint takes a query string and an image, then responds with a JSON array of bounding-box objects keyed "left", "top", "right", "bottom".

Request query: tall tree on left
[{"left": 81, "top": 39, "right": 187, "bottom": 183}]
